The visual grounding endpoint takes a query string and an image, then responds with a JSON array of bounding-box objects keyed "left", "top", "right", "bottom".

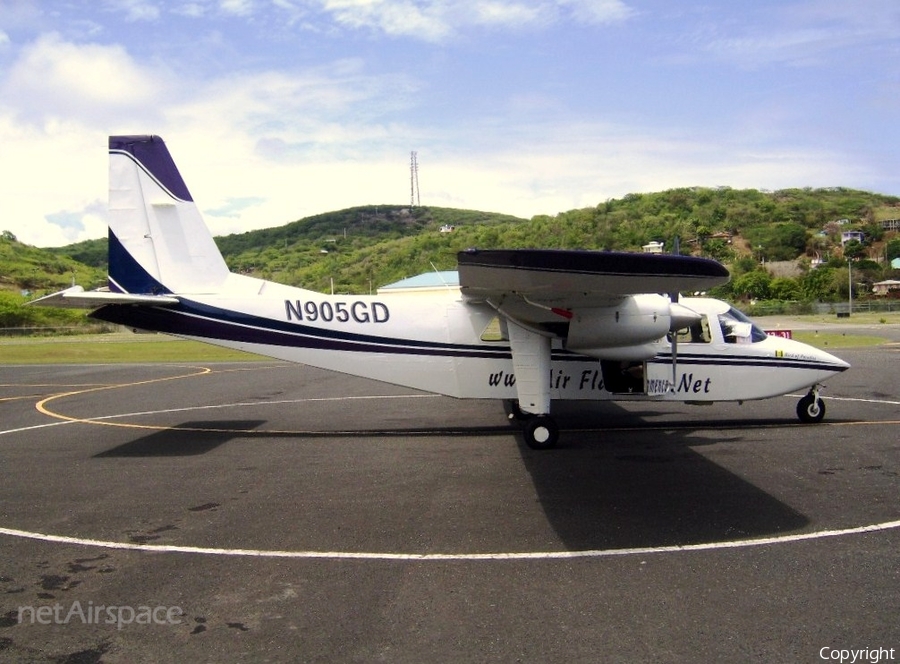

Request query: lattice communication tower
[{"left": 410, "top": 151, "right": 420, "bottom": 207}]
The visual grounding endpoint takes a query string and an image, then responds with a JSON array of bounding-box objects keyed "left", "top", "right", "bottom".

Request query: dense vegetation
[
  {"left": 2, "top": 187, "right": 899, "bottom": 330},
  {"left": 0, "top": 230, "right": 106, "bottom": 329},
  {"left": 212, "top": 188, "right": 899, "bottom": 298}
]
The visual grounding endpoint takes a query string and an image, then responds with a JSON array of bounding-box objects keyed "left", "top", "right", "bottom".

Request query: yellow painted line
[
  {"left": 1, "top": 395, "right": 48, "bottom": 403},
  {"left": 0, "top": 382, "right": 113, "bottom": 387},
  {"left": 32, "top": 364, "right": 292, "bottom": 433},
  {"left": 35, "top": 366, "right": 214, "bottom": 427}
]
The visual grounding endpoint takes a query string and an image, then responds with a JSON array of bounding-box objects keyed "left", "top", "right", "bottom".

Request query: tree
[
  {"left": 769, "top": 223, "right": 808, "bottom": 260},
  {"left": 769, "top": 277, "right": 800, "bottom": 300},
  {"left": 842, "top": 240, "right": 867, "bottom": 260},
  {"left": 799, "top": 267, "right": 835, "bottom": 301},
  {"left": 886, "top": 238, "right": 900, "bottom": 262},
  {"left": 731, "top": 270, "right": 771, "bottom": 300}
]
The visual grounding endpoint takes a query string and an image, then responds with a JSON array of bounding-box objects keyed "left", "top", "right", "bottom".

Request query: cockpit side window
[
  {"left": 671, "top": 315, "right": 712, "bottom": 344},
  {"left": 718, "top": 307, "right": 768, "bottom": 343}
]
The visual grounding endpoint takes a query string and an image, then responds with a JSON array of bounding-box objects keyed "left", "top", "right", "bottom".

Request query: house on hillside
[
  {"left": 642, "top": 241, "right": 664, "bottom": 254},
  {"left": 841, "top": 230, "right": 865, "bottom": 246},
  {"left": 872, "top": 280, "right": 900, "bottom": 296}
]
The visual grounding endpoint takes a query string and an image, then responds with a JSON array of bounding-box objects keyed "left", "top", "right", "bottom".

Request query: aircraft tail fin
[{"left": 107, "top": 135, "right": 230, "bottom": 295}]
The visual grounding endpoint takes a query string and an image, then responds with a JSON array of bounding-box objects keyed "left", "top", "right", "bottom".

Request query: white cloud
[
  {"left": 558, "top": 0, "right": 632, "bottom": 25},
  {"left": 105, "top": 0, "right": 162, "bottom": 22},
  {"left": 0, "top": 113, "right": 108, "bottom": 247},
  {"left": 173, "top": 3, "right": 208, "bottom": 18},
  {"left": 219, "top": 0, "right": 256, "bottom": 17},
  {"left": 0, "top": 33, "right": 169, "bottom": 127},
  {"left": 317, "top": 0, "right": 633, "bottom": 41},
  {"left": 322, "top": 0, "right": 451, "bottom": 41},
  {"left": 470, "top": 2, "right": 547, "bottom": 28},
  {"left": 693, "top": 0, "right": 900, "bottom": 69},
  {"left": 0, "top": 34, "right": 422, "bottom": 244}
]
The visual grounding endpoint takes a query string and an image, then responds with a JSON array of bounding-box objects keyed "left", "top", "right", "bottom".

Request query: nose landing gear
[{"left": 797, "top": 386, "right": 826, "bottom": 424}]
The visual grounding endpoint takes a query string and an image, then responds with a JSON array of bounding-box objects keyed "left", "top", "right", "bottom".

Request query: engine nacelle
[{"left": 564, "top": 294, "right": 674, "bottom": 360}]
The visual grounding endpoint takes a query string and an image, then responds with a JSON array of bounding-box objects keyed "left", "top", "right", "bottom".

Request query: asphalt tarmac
[{"left": 1, "top": 339, "right": 898, "bottom": 662}]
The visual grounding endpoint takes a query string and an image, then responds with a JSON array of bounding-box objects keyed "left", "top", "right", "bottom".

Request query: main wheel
[
  {"left": 796, "top": 394, "right": 825, "bottom": 423},
  {"left": 523, "top": 415, "right": 559, "bottom": 450}
]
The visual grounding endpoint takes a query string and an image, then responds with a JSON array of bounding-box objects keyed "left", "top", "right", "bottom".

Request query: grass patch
[
  {"left": 0, "top": 333, "right": 269, "bottom": 364},
  {"left": 788, "top": 311, "right": 900, "bottom": 326},
  {"left": 791, "top": 330, "right": 888, "bottom": 349}
]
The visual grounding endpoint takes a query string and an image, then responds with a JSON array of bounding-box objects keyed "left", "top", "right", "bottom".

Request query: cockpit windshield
[{"left": 718, "top": 306, "right": 768, "bottom": 343}]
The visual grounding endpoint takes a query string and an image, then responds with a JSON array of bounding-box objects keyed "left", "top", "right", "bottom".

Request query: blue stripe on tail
[{"left": 107, "top": 229, "right": 172, "bottom": 295}]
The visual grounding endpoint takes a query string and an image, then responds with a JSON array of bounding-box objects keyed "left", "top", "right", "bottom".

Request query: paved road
[{"left": 1, "top": 346, "right": 898, "bottom": 662}]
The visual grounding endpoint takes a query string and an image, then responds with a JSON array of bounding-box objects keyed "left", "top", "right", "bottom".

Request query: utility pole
[
  {"left": 848, "top": 259, "right": 852, "bottom": 316},
  {"left": 410, "top": 151, "right": 420, "bottom": 207}
]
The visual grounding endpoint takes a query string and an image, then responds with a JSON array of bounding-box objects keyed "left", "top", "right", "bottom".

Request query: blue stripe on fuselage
[{"left": 91, "top": 300, "right": 847, "bottom": 373}]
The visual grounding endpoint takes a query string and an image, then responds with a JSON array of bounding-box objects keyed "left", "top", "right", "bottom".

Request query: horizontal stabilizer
[{"left": 28, "top": 286, "right": 179, "bottom": 310}]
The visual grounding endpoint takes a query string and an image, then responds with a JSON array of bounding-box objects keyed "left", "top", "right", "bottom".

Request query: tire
[
  {"left": 797, "top": 394, "right": 825, "bottom": 423},
  {"left": 524, "top": 415, "right": 559, "bottom": 450}
]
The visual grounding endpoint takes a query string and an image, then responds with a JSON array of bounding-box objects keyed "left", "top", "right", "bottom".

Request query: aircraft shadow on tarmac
[
  {"left": 88, "top": 405, "right": 811, "bottom": 550},
  {"left": 513, "top": 402, "right": 810, "bottom": 550},
  {"left": 93, "top": 420, "right": 267, "bottom": 457}
]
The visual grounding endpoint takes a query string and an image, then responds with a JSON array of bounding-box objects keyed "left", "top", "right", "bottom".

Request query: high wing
[
  {"left": 458, "top": 248, "right": 729, "bottom": 320},
  {"left": 457, "top": 249, "right": 729, "bottom": 330},
  {"left": 28, "top": 286, "right": 179, "bottom": 310}
]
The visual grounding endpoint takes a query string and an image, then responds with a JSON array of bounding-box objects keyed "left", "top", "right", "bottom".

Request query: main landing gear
[
  {"left": 506, "top": 401, "right": 559, "bottom": 450},
  {"left": 796, "top": 386, "right": 826, "bottom": 424}
]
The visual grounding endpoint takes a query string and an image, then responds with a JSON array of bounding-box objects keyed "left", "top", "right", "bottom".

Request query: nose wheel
[{"left": 797, "top": 388, "right": 826, "bottom": 423}]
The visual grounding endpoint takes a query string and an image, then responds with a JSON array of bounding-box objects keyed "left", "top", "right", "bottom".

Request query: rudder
[{"left": 107, "top": 135, "right": 230, "bottom": 295}]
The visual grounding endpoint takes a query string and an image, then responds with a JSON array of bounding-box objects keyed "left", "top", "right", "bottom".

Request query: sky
[{"left": 0, "top": 1, "right": 898, "bottom": 247}]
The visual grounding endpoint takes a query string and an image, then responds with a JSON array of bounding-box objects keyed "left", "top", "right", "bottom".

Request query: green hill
[
  {"left": 211, "top": 188, "right": 899, "bottom": 294},
  {"left": 0, "top": 231, "right": 107, "bottom": 329},
  {"left": 1, "top": 231, "right": 106, "bottom": 293}
]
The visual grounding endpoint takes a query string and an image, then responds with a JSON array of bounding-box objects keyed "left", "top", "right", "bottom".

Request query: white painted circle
[{"left": 3, "top": 385, "right": 899, "bottom": 562}]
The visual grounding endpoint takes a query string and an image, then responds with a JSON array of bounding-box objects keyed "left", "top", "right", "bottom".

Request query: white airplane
[{"left": 32, "top": 135, "right": 850, "bottom": 449}]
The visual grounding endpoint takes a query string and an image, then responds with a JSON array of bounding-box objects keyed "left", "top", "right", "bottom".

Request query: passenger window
[{"left": 481, "top": 316, "right": 506, "bottom": 342}]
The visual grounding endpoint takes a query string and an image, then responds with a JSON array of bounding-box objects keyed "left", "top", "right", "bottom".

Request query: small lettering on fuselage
[
  {"left": 487, "top": 368, "right": 713, "bottom": 394},
  {"left": 284, "top": 300, "right": 390, "bottom": 324}
]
